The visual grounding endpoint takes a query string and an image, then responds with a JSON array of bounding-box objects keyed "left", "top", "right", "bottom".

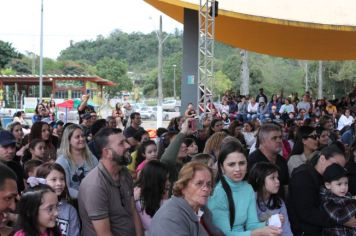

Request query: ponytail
[{"left": 217, "top": 172, "right": 235, "bottom": 230}]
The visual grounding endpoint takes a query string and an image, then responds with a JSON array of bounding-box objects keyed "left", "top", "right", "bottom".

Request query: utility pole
[
  {"left": 39, "top": 0, "right": 44, "bottom": 103},
  {"left": 173, "top": 64, "right": 176, "bottom": 99},
  {"left": 240, "top": 50, "right": 249, "bottom": 95},
  {"left": 305, "top": 61, "right": 309, "bottom": 91},
  {"left": 318, "top": 60, "right": 323, "bottom": 99},
  {"left": 154, "top": 15, "right": 169, "bottom": 128}
]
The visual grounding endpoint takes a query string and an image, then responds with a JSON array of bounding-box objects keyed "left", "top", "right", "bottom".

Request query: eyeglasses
[
  {"left": 306, "top": 134, "right": 319, "bottom": 140},
  {"left": 72, "top": 167, "right": 85, "bottom": 183},
  {"left": 39, "top": 204, "right": 59, "bottom": 214},
  {"left": 192, "top": 181, "right": 212, "bottom": 190}
]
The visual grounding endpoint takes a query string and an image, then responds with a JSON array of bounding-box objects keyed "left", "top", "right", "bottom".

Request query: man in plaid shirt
[{"left": 321, "top": 163, "right": 356, "bottom": 235}]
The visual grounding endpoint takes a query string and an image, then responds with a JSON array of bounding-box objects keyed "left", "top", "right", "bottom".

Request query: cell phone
[
  {"left": 86, "top": 89, "right": 91, "bottom": 95},
  {"left": 189, "top": 118, "right": 198, "bottom": 131}
]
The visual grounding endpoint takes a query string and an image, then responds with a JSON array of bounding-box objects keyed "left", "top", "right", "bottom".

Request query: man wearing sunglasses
[{"left": 78, "top": 128, "right": 143, "bottom": 236}]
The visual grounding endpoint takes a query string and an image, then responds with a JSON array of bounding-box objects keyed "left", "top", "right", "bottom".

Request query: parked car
[
  {"left": 132, "top": 103, "right": 147, "bottom": 112},
  {"left": 140, "top": 106, "right": 157, "bottom": 120},
  {"left": 163, "top": 111, "right": 180, "bottom": 121},
  {"left": 162, "top": 99, "right": 181, "bottom": 112}
]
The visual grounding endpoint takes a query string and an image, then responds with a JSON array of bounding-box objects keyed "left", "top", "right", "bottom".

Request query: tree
[
  {"left": 95, "top": 57, "right": 132, "bottom": 97},
  {"left": 221, "top": 53, "right": 241, "bottom": 90},
  {"left": 162, "top": 52, "right": 182, "bottom": 98},
  {"left": 212, "top": 71, "right": 233, "bottom": 99},
  {"left": 0, "top": 40, "right": 21, "bottom": 69},
  {"left": 8, "top": 58, "right": 31, "bottom": 74},
  {"left": 142, "top": 69, "right": 158, "bottom": 97}
]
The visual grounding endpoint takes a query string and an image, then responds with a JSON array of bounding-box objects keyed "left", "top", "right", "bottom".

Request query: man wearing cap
[
  {"left": 80, "top": 113, "right": 94, "bottom": 141},
  {"left": 0, "top": 131, "right": 25, "bottom": 193},
  {"left": 53, "top": 120, "right": 64, "bottom": 140},
  {"left": 78, "top": 94, "right": 95, "bottom": 124},
  {"left": 320, "top": 163, "right": 356, "bottom": 234}
]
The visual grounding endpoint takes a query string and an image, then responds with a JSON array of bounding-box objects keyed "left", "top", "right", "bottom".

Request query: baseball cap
[
  {"left": 81, "top": 113, "right": 92, "bottom": 120},
  {"left": 0, "top": 131, "right": 16, "bottom": 147},
  {"left": 54, "top": 120, "right": 64, "bottom": 128},
  {"left": 323, "top": 163, "right": 348, "bottom": 183}
]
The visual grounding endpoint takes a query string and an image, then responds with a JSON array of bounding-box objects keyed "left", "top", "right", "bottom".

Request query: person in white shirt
[
  {"left": 337, "top": 108, "right": 354, "bottom": 131},
  {"left": 279, "top": 98, "right": 295, "bottom": 115},
  {"left": 247, "top": 97, "right": 259, "bottom": 121}
]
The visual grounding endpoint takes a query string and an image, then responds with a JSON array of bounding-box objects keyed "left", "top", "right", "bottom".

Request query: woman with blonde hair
[
  {"left": 203, "top": 131, "right": 228, "bottom": 162},
  {"left": 56, "top": 124, "right": 98, "bottom": 198}
]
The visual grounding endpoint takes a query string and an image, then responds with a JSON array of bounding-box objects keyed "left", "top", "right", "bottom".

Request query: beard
[{"left": 111, "top": 149, "right": 131, "bottom": 166}]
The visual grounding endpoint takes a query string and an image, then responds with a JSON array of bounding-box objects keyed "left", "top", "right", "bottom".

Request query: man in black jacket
[{"left": 248, "top": 123, "right": 289, "bottom": 199}]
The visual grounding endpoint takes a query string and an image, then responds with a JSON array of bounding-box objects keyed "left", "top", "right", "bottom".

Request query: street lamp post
[
  {"left": 152, "top": 15, "right": 169, "bottom": 128},
  {"left": 39, "top": 0, "right": 44, "bottom": 103},
  {"left": 173, "top": 64, "right": 176, "bottom": 99}
]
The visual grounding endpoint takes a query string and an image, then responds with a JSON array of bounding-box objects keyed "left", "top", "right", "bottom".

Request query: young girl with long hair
[
  {"left": 134, "top": 160, "right": 170, "bottom": 232},
  {"left": 8, "top": 122, "right": 26, "bottom": 162},
  {"left": 56, "top": 124, "right": 98, "bottom": 198},
  {"left": 29, "top": 122, "right": 56, "bottom": 161},
  {"left": 32, "top": 103, "right": 48, "bottom": 124},
  {"left": 29, "top": 139, "right": 46, "bottom": 161},
  {"left": 135, "top": 140, "right": 158, "bottom": 175},
  {"left": 248, "top": 162, "right": 293, "bottom": 235},
  {"left": 36, "top": 163, "right": 80, "bottom": 236},
  {"left": 8, "top": 122, "right": 24, "bottom": 148},
  {"left": 182, "top": 137, "right": 198, "bottom": 163},
  {"left": 207, "top": 140, "right": 282, "bottom": 235},
  {"left": 14, "top": 184, "right": 61, "bottom": 236}
]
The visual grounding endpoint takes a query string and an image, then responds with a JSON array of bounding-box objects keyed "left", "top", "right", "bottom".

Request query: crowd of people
[{"left": 0, "top": 89, "right": 355, "bottom": 236}]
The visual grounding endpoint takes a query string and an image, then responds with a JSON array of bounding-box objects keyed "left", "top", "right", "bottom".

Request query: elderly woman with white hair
[{"left": 148, "top": 162, "right": 224, "bottom": 236}]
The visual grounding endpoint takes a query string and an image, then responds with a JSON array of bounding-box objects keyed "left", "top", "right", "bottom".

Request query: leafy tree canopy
[
  {"left": 0, "top": 40, "right": 22, "bottom": 69},
  {"left": 95, "top": 57, "right": 132, "bottom": 96}
]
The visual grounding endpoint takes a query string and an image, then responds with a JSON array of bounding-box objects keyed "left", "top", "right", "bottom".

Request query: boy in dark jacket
[{"left": 321, "top": 163, "right": 356, "bottom": 236}]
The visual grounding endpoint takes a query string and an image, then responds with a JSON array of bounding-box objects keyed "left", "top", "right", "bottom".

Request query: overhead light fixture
[{"left": 209, "top": 1, "right": 219, "bottom": 17}]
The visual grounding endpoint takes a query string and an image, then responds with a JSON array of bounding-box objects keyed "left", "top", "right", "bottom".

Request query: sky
[{"left": 0, "top": 0, "right": 183, "bottom": 59}]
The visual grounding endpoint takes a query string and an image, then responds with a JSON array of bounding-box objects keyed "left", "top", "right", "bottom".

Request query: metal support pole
[
  {"left": 158, "top": 15, "right": 163, "bottom": 108},
  {"left": 39, "top": 0, "right": 44, "bottom": 103},
  {"left": 318, "top": 60, "right": 323, "bottom": 99},
  {"left": 156, "top": 15, "right": 169, "bottom": 128},
  {"left": 173, "top": 64, "right": 176, "bottom": 99},
  {"left": 198, "top": 0, "right": 216, "bottom": 115},
  {"left": 305, "top": 61, "right": 309, "bottom": 91}
]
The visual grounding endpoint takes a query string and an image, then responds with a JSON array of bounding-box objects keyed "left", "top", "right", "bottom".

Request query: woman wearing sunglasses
[{"left": 287, "top": 126, "right": 319, "bottom": 176}]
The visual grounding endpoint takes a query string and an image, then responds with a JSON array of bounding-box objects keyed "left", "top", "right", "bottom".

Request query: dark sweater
[
  {"left": 345, "top": 160, "right": 356, "bottom": 196},
  {"left": 287, "top": 164, "right": 335, "bottom": 236}
]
